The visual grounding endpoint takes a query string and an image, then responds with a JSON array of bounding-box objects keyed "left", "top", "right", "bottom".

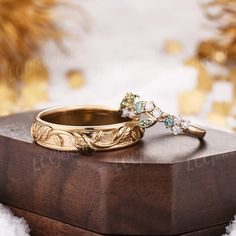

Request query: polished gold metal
[
  {"left": 183, "top": 124, "right": 206, "bottom": 139},
  {"left": 31, "top": 106, "right": 144, "bottom": 151},
  {"left": 120, "top": 92, "right": 206, "bottom": 139}
]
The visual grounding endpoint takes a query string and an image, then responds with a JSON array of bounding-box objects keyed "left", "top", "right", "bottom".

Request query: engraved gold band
[
  {"left": 120, "top": 92, "right": 206, "bottom": 139},
  {"left": 31, "top": 106, "right": 144, "bottom": 151}
]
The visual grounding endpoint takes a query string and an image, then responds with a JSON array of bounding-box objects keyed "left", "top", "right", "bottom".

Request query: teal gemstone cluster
[{"left": 164, "top": 116, "right": 175, "bottom": 128}]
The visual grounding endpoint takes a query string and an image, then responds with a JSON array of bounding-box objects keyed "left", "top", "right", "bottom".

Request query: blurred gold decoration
[
  {"left": 0, "top": 0, "right": 64, "bottom": 115},
  {"left": 213, "top": 74, "right": 230, "bottom": 81},
  {"left": 228, "top": 68, "right": 236, "bottom": 102},
  {"left": 0, "top": 83, "right": 16, "bottom": 116},
  {"left": 0, "top": 0, "right": 61, "bottom": 80},
  {"left": 185, "top": 58, "right": 213, "bottom": 92},
  {"left": 197, "top": 69, "right": 214, "bottom": 92},
  {"left": 197, "top": 0, "right": 236, "bottom": 65},
  {"left": 179, "top": 89, "right": 207, "bottom": 115},
  {"left": 0, "top": 59, "right": 49, "bottom": 113},
  {"left": 179, "top": 0, "right": 236, "bottom": 131},
  {"left": 66, "top": 70, "right": 86, "bottom": 89},
  {"left": 21, "top": 59, "right": 49, "bottom": 83},
  {"left": 184, "top": 57, "right": 205, "bottom": 69},
  {"left": 212, "top": 101, "right": 233, "bottom": 115},
  {"left": 207, "top": 112, "right": 228, "bottom": 128},
  {"left": 16, "top": 59, "right": 49, "bottom": 111},
  {"left": 228, "top": 107, "right": 236, "bottom": 130},
  {"left": 17, "top": 80, "right": 49, "bottom": 111},
  {"left": 197, "top": 40, "right": 228, "bottom": 64},
  {"left": 164, "top": 40, "right": 183, "bottom": 54}
]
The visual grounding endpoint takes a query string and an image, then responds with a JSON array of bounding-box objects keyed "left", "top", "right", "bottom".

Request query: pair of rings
[{"left": 31, "top": 92, "right": 206, "bottom": 151}]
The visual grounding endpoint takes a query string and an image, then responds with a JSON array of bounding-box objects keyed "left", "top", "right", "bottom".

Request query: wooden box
[{"left": 0, "top": 111, "right": 236, "bottom": 235}]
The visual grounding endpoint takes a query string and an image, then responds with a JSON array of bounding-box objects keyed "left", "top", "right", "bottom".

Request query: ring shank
[{"left": 183, "top": 124, "right": 206, "bottom": 139}]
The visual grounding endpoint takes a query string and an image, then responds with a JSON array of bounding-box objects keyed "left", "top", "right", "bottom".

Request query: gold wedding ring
[
  {"left": 31, "top": 106, "right": 144, "bottom": 151},
  {"left": 120, "top": 92, "right": 206, "bottom": 139}
]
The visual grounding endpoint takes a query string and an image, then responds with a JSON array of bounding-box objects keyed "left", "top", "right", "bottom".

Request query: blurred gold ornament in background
[
  {"left": 66, "top": 70, "right": 86, "bottom": 89},
  {"left": 164, "top": 40, "right": 183, "bottom": 54},
  {"left": 179, "top": 0, "right": 236, "bottom": 131},
  {"left": 21, "top": 59, "right": 49, "bottom": 84},
  {"left": 212, "top": 101, "right": 233, "bottom": 115},
  {"left": 17, "top": 80, "right": 49, "bottom": 111},
  {"left": 207, "top": 112, "right": 228, "bottom": 128},
  {"left": 0, "top": 59, "right": 49, "bottom": 115},
  {"left": 179, "top": 89, "right": 207, "bottom": 115},
  {"left": 0, "top": 83, "right": 16, "bottom": 116},
  {"left": 0, "top": 0, "right": 87, "bottom": 116},
  {"left": 198, "top": 0, "right": 236, "bottom": 65},
  {"left": 197, "top": 40, "right": 228, "bottom": 64},
  {"left": 0, "top": 0, "right": 61, "bottom": 80},
  {"left": 0, "top": 0, "right": 61, "bottom": 115},
  {"left": 17, "top": 59, "right": 49, "bottom": 111},
  {"left": 184, "top": 58, "right": 213, "bottom": 92}
]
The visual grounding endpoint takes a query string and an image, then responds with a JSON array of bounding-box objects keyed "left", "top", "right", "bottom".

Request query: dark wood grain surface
[
  {"left": 8, "top": 205, "right": 228, "bottom": 236},
  {"left": 181, "top": 224, "right": 227, "bottom": 236},
  {"left": 9, "top": 206, "right": 100, "bottom": 236},
  {"left": 0, "top": 111, "right": 236, "bottom": 235}
]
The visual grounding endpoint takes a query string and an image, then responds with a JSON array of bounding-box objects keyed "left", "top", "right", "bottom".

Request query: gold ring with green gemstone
[{"left": 119, "top": 92, "right": 206, "bottom": 139}]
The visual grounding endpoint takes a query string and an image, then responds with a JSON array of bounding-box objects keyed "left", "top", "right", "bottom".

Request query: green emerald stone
[
  {"left": 164, "top": 117, "right": 174, "bottom": 128},
  {"left": 135, "top": 101, "right": 145, "bottom": 114}
]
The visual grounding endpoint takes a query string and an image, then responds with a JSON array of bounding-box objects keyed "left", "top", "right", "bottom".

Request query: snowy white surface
[
  {"left": 223, "top": 216, "right": 236, "bottom": 236},
  {"left": 0, "top": 204, "right": 30, "bottom": 236}
]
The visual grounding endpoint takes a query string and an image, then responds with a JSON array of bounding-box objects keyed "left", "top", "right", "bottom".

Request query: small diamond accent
[
  {"left": 145, "top": 101, "right": 155, "bottom": 112},
  {"left": 122, "top": 108, "right": 129, "bottom": 117},
  {"left": 181, "top": 120, "right": 190, "bottom": 129},
  {"left": 172, "top": 125, "right": 182, "bottom": 135},
  {"left": 128, "top": 110, "right": 136, "bottom": 118},
  {"left": 174, "top": 115, "right": 181, "bottom": 125},
  {"left": 152, "top": 108, "right": 162, "bottom": 119}
]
